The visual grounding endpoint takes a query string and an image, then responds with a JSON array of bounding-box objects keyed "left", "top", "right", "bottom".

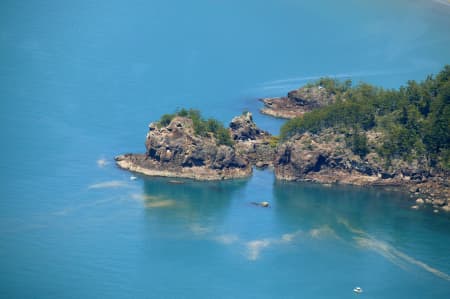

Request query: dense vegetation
[
  {"left": 158, "top": 108, "right": 233, "bottom": 146},
  {"left": 280, "top": 65, "right": 450, "bottom": 170}
]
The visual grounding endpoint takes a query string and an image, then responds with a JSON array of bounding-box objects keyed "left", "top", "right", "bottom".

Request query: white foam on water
[
  {"left": 432, "top": 0, "right": 450, "bottom": 7},
  {"left": 214, "top": 234, "right": 239, "bottom": 245},
  {"left": 88, "top": 180, "right": 128, "bottom": 189},
  {"left": 337, "top": 217, "right": 367, "bottom": 236},
  {"left": 355, "top": 236, "right": 450, "bottom": 281},
  {"left": 243, "top": 226, "right": 337, "bottom": 261},
  {"left": 130, "top": 193, "right": 166, "bottom": 202},
  {"left": 245, "top": 239, "right": 272, "bottom": 261},
  {"left": 52, "top": 198, "right": 118, "bottom": 216},
  {"left": 96, "top": 158, "right": 109, "bottom": 167},
  {"left": 340, "top": 217, "right": 450, "bottom": 281},
  {"left": 145, "top": 200, "right": 176, "bottom": 208},
  {"left": 259, "top": 69, "right": 403, "bottom": 91},
  {"left": 309, "top": 226, "right": 337, "bottom": 239},
  {"left": 189, "top": 223, "right": 214, "bottom": 235},
  {"left": 281, "top": 230, "right": 303, "bottom": 242}
]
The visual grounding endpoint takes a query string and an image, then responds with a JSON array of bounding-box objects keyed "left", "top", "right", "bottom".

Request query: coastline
[
  {"left": 115, "top": 72, "right": 449, "bottom": 211},
  {"left": 115, "top": 153, "right": 252, "bottom": 181},
  {"left": 116, "top": 152, "right": 449, "bottom": 211},
  {"left": 116, "top": 154, "right": 450, "bottom": 212},
  {"left": 276, "top": 168, "right": 449, "bottom": 211},
  {"left": 259, "top": 97, "right": 305, "bottom": 119}
]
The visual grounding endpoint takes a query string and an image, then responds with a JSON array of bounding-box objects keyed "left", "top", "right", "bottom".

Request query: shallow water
[{"left": 1, "top": 0, "right": 450, "bottom": 298}]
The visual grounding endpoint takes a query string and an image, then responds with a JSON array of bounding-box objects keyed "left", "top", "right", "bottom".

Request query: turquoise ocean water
[{"left": 1, "top": 0, "right": 449, "bottom": 297}]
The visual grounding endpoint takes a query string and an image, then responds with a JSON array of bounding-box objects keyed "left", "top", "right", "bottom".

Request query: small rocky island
[{"left": 115, "top": 110, "right": 275, "bottom": 180}]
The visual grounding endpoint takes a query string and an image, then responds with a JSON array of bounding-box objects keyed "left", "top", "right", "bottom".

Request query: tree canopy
[
  {"left": 280, "top": 65, "right": 450, "bottom": 170},
  {"left": 157, "top": 108, "right": 233, "bottom": 146}
]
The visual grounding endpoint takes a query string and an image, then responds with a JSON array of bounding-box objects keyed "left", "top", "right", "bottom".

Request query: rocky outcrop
[
  {"left": 273, "top": 130, "right": 450, "bottom": 211},
  {"left": 229, "top": 112, "right": 268, "bottom": 141},
  {"left": 274, "top": 130, "right": 431, "bottom": 185},
  {"left": 116, "top": 116, "right": 251, "bottom": 180},
  {"left": 230, "top": 112, "right": 276, "bottom": 168},
  {"left": 116, "top": 112, "right": 276, "bottom": 180},
  {"left": 234, "top": 141, "right": 275, "bottom": 168},
  {"left": 260, "top": 86, "right": 336, "bottom": 119},
  {"left": 274, "top": 131, "right": 380, "bottom": 184},
  {"left": 407, "top": 179, "right": 450, "bottom": 212}
]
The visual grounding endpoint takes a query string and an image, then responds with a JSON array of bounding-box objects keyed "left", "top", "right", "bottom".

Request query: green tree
[
  {"left": 279, "top": 65, "right": 450, "bottom": 169},
  {"left": 157, "top": 108, "right": 234, "bottom": 146}
]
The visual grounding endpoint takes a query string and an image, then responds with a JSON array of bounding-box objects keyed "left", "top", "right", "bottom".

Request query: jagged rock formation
[
  {"left": 230, "top": 112, "right": 276, "bottom": 168},
  {"left": 275, "top": 131, "right": 377, "bottom": 184},
  {"left": 229, "top": 112, "right": 268, "bottom": 141},
  {"left": 116, "top": 116, "right": 250, "bottom": 180},
  {"left": 115, "top": 112, "right": 275, "bottom": 180},
  {"left": 274, "top": 130, "right": 428, "bottom": 184},
  {"left": 260, "top": 86, "right": 335, "bottom": 119},
  {"left": 273, "top": 130, "right": 450, "bottom": 211}
]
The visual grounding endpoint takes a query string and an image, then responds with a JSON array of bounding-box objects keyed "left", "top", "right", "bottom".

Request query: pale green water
[{"left": 1, "top": 0, "right": 449, "bottom": 298}]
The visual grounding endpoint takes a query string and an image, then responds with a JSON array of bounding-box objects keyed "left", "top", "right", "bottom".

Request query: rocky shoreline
[
  {"left": 273, "top": 130, "right": 449, "bottom": 211},
  {"left": 115, "top": 153, "right": 252, "bottom": 180},
  {"left": 116, "top": 93, "right": 449, "bottom": 212},
  {"left": 407, "top": 178, "right": 450, "bottom": 212},
  {"left": 260, "top": 85, "right": 336, "bottom": 119}
]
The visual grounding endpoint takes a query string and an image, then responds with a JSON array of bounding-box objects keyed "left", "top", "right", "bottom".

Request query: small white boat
[
  {"left": 130, "top": 176, "right": 138, "bottom": 181},
  {"left": 353, "top": 287, "right": 363, "bottom": 293}
]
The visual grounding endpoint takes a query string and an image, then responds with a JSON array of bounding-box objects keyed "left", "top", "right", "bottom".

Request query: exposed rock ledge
[
  {"left": 115, "top": 112, "right": 275, "bottom": 180},
  {"left": 115, "top": 153, "right": 251, "bottom": 180},
  {"left": 260, "top": 85, "right": 335, "bottom": 119}
]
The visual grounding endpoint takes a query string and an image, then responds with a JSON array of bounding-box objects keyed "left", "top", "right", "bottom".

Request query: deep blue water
[{"left": 1, "top": 0, "right": 449, "bottom": 298}]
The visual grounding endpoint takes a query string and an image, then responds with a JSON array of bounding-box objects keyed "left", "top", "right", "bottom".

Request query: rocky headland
[
  {"left": 267, "top": 66, "right": 450, "bottom": 212},
  {"left": 273, "top": 130, "right": 450, "bottom": 211},
  {"left": 115, "top": 112, "right": 275, "bottom": 180},
  {"left": 260, "top": 85, "right": 336, "bottom": 119}
]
